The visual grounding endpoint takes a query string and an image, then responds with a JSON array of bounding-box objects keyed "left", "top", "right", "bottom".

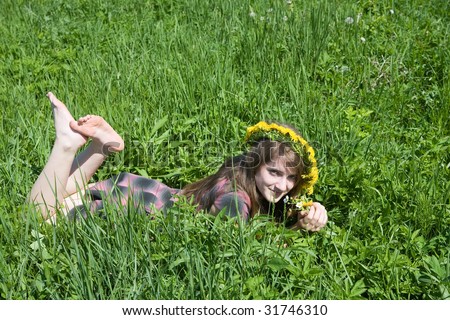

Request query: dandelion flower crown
[{"left": 244, "top": 121, "right": 318, "bottom": 195}]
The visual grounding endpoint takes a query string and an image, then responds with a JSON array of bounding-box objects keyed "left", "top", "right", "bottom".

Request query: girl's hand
[{"left": 291, "top": 202, "right": 328, "bottom": 232}]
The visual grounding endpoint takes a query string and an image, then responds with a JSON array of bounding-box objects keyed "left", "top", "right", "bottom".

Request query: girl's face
[{"left": 255, "top": 157, "right": 297, "bottom": 203}]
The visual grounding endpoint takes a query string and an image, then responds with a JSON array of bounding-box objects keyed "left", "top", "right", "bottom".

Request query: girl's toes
[{"left": 77, "top": 115, "right": 92, "bottom": 124}]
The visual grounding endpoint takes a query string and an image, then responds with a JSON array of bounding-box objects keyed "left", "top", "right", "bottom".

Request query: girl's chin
[
  {"left": 259, "top": 189, "right": 284, "bottom": 203},
  {"left": 266, "top": 193, "right": 284, "bottom": 203}
]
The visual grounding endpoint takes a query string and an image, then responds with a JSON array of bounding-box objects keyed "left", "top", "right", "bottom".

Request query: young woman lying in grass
[{"left": 29, "top": 92, "right": 328, "bottom": 231}]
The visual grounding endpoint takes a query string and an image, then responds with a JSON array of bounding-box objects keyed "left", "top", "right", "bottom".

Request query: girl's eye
[
  {"left": 268, "top": 169, "right": 280, "bottom": 176},
  {"left": 288, "top": 175, "right": 297, "bottom": 181}
]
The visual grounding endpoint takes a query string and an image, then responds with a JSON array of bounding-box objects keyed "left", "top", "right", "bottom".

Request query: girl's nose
[{"left": 275, "top": 177, "right": 288, "bottom": 192}]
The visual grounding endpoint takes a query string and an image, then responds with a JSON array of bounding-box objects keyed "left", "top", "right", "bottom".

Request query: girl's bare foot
[
  {"left": 47, "top": 92, "right": 88, "bottom": 152},
  {"left": 70, "top": 114, "right": 124, "bottom": 154}
]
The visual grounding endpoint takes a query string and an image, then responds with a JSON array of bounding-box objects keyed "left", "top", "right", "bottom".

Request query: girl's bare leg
[
  {"left": 29, "top": 93, "right": 125, "bottom": 221},
  {"left": 64, "top": 114, "right": 124, "bottom": 196},
  {"left": 28, "top": 92, "right": 88, "bottom": 219}
]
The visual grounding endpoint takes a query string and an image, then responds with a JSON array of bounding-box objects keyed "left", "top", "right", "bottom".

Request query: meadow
[{"left": 0, "top": 0, "right": 449, "bottom": 299}]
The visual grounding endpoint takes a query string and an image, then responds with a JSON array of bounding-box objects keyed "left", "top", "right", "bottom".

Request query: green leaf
[
  {"left": 350, "top": 279, "right": 367, "bottom": 298},
  {"left": 149, "top": 116, "right": 168, "bottom": 137},
  {"left": 267, "top": 257, "right": 290, "bottom": 271}
]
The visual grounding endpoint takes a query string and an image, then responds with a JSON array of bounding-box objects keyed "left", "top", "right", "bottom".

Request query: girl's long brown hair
[{"left": 181, "top": 137, "right": 305, "bottom": 220}]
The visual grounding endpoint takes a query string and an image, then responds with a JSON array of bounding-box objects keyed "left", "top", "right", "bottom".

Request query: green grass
[{"left": 0, "top": 0, "right": 449, "bottom": 299}]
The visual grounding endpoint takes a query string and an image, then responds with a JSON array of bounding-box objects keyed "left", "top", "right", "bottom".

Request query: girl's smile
[{"left": 255, "top": 158, "right": 297, "bottom": 203}]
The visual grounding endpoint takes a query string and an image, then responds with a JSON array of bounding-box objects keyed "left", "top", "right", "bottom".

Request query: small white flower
[
  {"left": 357, "top": 13, "right": 362, "bottom": 23},
  {"left": 283, "top": 196, "right": 290, "bottom": 203},
  {"left": 267, "top": 8, "right": 273, "bottom": 13},
  {"left": 360, "top": 37, "right": 366, "bottom": 43},
  {"left": 260, "top": 16, "right": 265, "bottom": 21},
  {"left": 286, "top": 0, "right": 293, "bottom": 5},
  {"left": 295, "top": 202, "right": 304, "bottom": 209},
  {"left": 283, "top": 15, "right": 288, "bottom": 21},
  {"left": 336, "top": 65, "right": 350, "bottom": 73},
  {"left": 345, "top": 16, "right": 354, "bottom": 24},
  {"left": 249, "top": 10, "right": 256, "bottom": 18},
  {"left": 389, "top": 9, "right": 395, "bottom": 15}
]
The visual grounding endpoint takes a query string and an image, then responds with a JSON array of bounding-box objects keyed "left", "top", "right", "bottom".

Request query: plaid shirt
[{"left": 70, "top": 172, "right": 251, "bottom": 221}]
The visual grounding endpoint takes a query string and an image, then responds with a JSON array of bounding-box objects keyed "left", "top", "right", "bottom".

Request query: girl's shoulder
[{"left": 209, "top": 177, "right": 252, "bottom": 220}]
